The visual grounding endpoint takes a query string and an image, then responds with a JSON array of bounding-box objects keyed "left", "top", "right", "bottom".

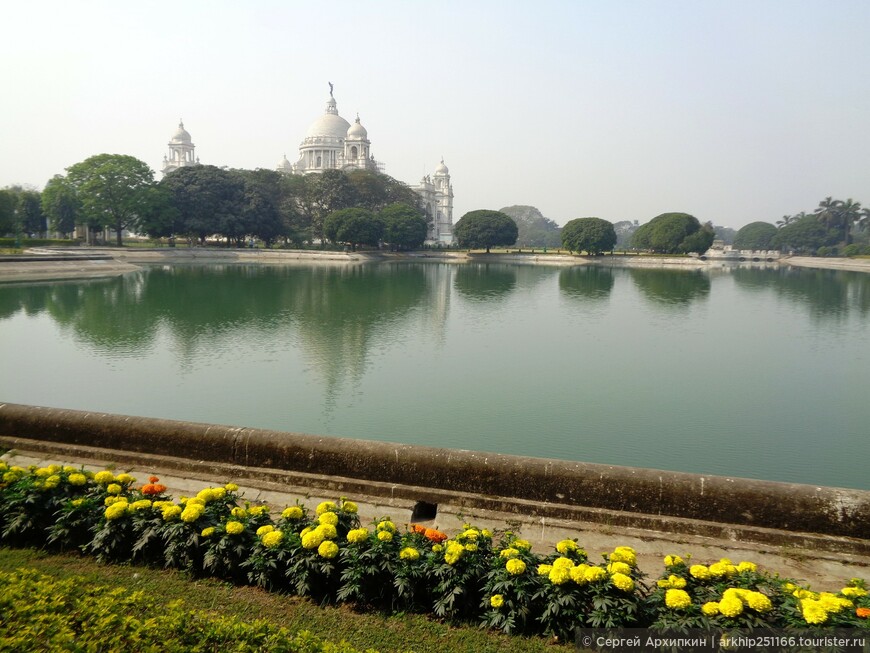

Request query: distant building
[
  {"left": 278, "top": 87, "right": 454, "bottom": 245},
  {"left": 161, "top": 120, "right": 199, "bottom": 176}
]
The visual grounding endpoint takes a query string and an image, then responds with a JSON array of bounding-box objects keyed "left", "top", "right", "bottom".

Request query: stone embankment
[{"left": 1, "top": 402, "right": 868, "bottom": 590}]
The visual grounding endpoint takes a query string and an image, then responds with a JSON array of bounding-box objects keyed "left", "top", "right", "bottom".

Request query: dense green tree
[
  {"left": 41, "top": 175, "right": 79, "bottom": 237},
  {"left": 631, "top": 212, "right": 707, "bottom": 254},
  {"left": 323, "top": 207, "right": 381, "bottom": 250},
  {"left": 66, "top": 154, "right": 156, "bottom": 246},
  {"left": 498, "top": 205, "right": 561, "bottom": 248},
  {"left": 772, "top": 214, "right": 835, "bottom": 254},
  {"left": 235, "top": 169, "right": 289, "bottom": 246},
  {"left": 0, "top": 188, "right": 19, "bottom": 236},
  {"left": 136, "top": 184, "right": 178, "bottom": 239},
  {"left": 733, "top": 222, "right": 777, "bottom": 250},
  {"left": 379, "top": 203, "right": 427, "bottom": 250},
  {"left": 19, "top": 189, "right": 46, "bottom": 236},
  {"left": 678, "top": 221, "right": 715, "bottom": 254},
  {"left": 816, "top": 197, "right": 865, "bottom": 246},
  {"left": 560, "top": 217, "right": 616, "bottom": 255},
  {"left": 160, "top": 165, "right": 248, "bottom": 244},
  {"left": 306, "top": 169, "right": 358, "bottom": 244},
  {"left": 453, "top": 210, "right": 518, "bottom": 253}
]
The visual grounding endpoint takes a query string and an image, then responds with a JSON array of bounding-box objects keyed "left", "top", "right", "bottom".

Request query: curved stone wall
[{"left": 0, "top": 402, "right": 867, "bottom": 540}]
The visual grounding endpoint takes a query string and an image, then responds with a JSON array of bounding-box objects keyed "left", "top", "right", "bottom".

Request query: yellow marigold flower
[
  {"left": 105, "top": 496, "right": 121, "bottom": 506},
  {"left": 152, "top": 501, "right": 171, "bottom": 509},
  {"left": 611, "top": 572, "right": 634, "bottom": 592},
  {"left": 607, "top": 562, "right": 632, "bottom": 576},
  {"left": 506, "top": 559, "right": 527, "bottom": 575},
  {"left": 702, "top": 601, "right": 720, "bottom": 616},
  {"left": 68, "top": 473, "right": 87, "bottom": 486},
  {"left": 318, "top": 540, "right": 339, "bottom": 559},
  {"left": 556, "top": 539, "right": 578, "bottom": 555},
  {"left": 500, "top": 548, "right": 520, "bottom": 559},
  {"left": 736, "top": 561, "right": 757, "bottom": 573},
  {"left": 201, "top": 527, "right": 215, "bottom": 537},
  {"left": 316, "top": 524, "right": 337, "bottom": 540},
  {"left": 801, "top": 599, "right": 828, "bottom": 625},
  {"left": 71, "top": 499, "right": 84, "bottom": 508},
  {"left": 340, "top": 500, "right": 358, "bottom": 514},
  {"left": 256, "top": 525, "right": 275, "bottom": 537},
  {"left": 664, "top": 555, "right": 684, "bottom": 567},
  {"left": 44, "top": 475, "right": 61, "bottom": 489},
  {"left": 842, "top": 587, "right": 868, "bottom": 598},
  {"left": 186, "top": 497, "right": 206, "bottom": 507},
  {"left": 490, "top": 594, "right": 504, "bottom": 608},
  {"left": 400, "top": 547, "right": 420, "bottom": 561},
  {"left": 104, "top": 501, "right": 129, "bottom": 520},
  {"left": 745, "top": 591, "right": 772, "bottom": 613},
  {"left": 689, "top": 564, "right": 711, "bottom": 580},
  {"left": 47, "top": 464, "right": 61, "bottom": 474},
  {"left": 316, "top": 501, "right": 337, "bottom": 516},
  {"left": 668, "top": 574, "right": 686, "bottom": 589},
  {"left": 553, "top": 556, "right": 575, "bottom": 570},
  {"left": 346, "top": 528, "right": 369, "bottom": 544},
  {"left": 432, "top": 544, "right": 443, "bottom": 553},
  {"left": 665, "top": 589, "right": 692, "bottom": 610},
  {"left": 281, "top": 506, "right": 304, "bottom": 520},
  {"left": 537, "top": 564, "right": 553, "bottom": 576},
  {"left": 794, "top": 588, "right": 817, "bottom": 600},
  {"left": 709, "top": 562, "right": 735, "bottom": 578},
  {"left": 130, "top": 499, "right": 152, "bottom": 511},
  {"left": 461, "top": 528, "right": 480, "bottom": 541},
  {"left": 162, "top": 505, "right": 182, "bottom": 521},
  {"left": 225, "top": 520, "right": 245, "bottom": 535},
  {"left": 231, "top": 507, "right": 247, "bottom": 519},
  {"left": 62, "top": 465, "right": 75, "bottom": 473},
  {"left": 224, "top": 483, "right": 239, "bottom": 492},
  {"left": 318, "top": 511, "right": 338, "bottom": 526},
  {"left": 115, "top": 473, "right": 135, "bottom": 485},
  {"left": 262, "top": 530, "right": 284, "bottom": 548},
  {"left": 611, "top": 546, "right": 637, "bottom": 566},
  {"left": 196, "top": 489, "right": 215, "bottom": 502},
  {"left": 248, "top": 505, "right": 269, "bottom": 517},
  {"left": 463, "top": 542, "right": 477, "bottom": 552},
  {"left": 181, "top": 505, "right": 204, "bottom": 523},
  {"left": 513, "top": 538, "right": 531, "bottom": 550},
  {"left": 106, "top": 483, "right": 122, "bottom": 495},
  {"left": 481, "top": 529, "right": 492, "bottom": 538},
  {"left": 570, "top": 564, "right": 590, "bottom": 584},
  {"left": 444, "top": 542, "right": 464, "bottom": 565},
  {"left": 584, "top": 566, "right": 607, "bottom": 583},
  {"left": 377, "top": 520, "right": 397, "bottom": 533},
  {"left": 377, "top": 530, "right": 393, "bottom": 542},
  {"left": 35, "top": 467, "right": 52, "bottom": 477},
  {"left": 301, "top": 530, "right": 324, "bottom": 549},
  {"left": 818, "top": 592, "right": 851, "bottom": 613},
  {"left": 549, "top": 566, "right": 571, "bottom": 585},
  {"left": 719, "top": 595, "right": 744, "bottom": 618}
]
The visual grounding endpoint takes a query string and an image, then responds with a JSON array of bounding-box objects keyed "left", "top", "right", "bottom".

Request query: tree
[
  {"left": 160, "top": 165, "right": 247, "bottom": 245},
  {"left": 678, "top": 221, "right": 715, "bottom": 254},
  {"left": 613, "top": 220, "right": 639, "bottom": 249},
  {"left": 498, "top": 205, "right": 561, "bottom": 248},
  {"left": 453, "top": 210, "right": 518, "bottom": 253},
  {"left": 560, "top": 217, "right": 616, "bottom": 255},
  {"left": 772, "top": 214, "right": 834, "bottom": 254},
  {"left": 776, "top": 214, "right": 795, "bottom": 229},
  {"left": 380, "top": 203, "right": 427, "bottom": 250},
  {"left": 306, "top": 169, "right": 358, "bottom": 244},
  {"left": 323, "top": 207, "right": 382, "bottom": 250},
  {"left": 66, "top": 154, "right": 156, "bottom": 246},
  {"left": 733, "top": 222, "right": 777, "bottom": 250},
  {"left": 631, "top": 212, "right": 706, "bottom": 254},
  {"left": 0, "top": 188, "right": 18, "bottom": 236},
  {"left": 41, "top": 175, "right": 79, "bottom": 237}
]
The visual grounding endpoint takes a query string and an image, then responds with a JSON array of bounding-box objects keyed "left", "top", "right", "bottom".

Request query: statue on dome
[{"left": 328, "top": 81, "right": 334, "bottom": 97}]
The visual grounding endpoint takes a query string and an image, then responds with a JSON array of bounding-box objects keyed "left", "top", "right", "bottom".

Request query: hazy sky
[{"left": 3, "top": 1, "right": 868, "bottom": 229}]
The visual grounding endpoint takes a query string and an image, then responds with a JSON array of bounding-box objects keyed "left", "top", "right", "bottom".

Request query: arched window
[
  {"left": 316, "top": 155, "right": 322, "bottom": 167},
  {"left": 350, "top": 146, "right": 358, "bottom": 159}
]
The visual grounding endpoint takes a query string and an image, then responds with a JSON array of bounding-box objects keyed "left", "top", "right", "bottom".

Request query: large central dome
[{"left": 304, "top": 97, "right": 350, "bottom": 140}]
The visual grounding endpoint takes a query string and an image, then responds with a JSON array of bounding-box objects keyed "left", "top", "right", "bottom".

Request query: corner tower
[{"left": 162, "top": 120, "right": 198, "bottom": 176}]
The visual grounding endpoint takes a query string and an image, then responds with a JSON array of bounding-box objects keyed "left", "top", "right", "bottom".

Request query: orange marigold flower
[
  {"left": 142, "top": 483, "right": 167, "bottom": 496},
  {"left": 410, "top": 524, "right": 427, "bottom": 535},
  {"left": 857, "top": 607, "right": 870, "bottom": 619},
  {"left": 425, "top": 528, "right": 447, "bottom": 543},
  {"left": 149, "top": 476, "right": 160, "bottom": 483}
]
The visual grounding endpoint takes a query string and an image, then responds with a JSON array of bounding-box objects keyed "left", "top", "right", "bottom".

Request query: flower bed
[{"left": 1, "top": 461, "right": 868, "bottom": 644}]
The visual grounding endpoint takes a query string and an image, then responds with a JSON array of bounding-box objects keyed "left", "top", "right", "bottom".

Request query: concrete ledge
[{"left": 0, "top": 402, "right": 868, "bottom": 543}]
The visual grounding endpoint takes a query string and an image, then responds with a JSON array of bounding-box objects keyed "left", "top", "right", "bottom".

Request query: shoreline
[{"left": 0, "top": 247, "right": 869, "bottom": 281}]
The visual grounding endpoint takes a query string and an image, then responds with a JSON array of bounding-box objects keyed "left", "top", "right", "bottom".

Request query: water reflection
[
  {"left": 558, "top": 266, "right": 614, "bottom": 301},
  {"left": 453, "top": 263, "right": 517, "bottom": 302},
  {"left": 629, "top": 268, "right": 711, "bottom": 307}
]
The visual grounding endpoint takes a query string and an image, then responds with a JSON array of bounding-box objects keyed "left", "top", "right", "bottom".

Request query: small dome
[
  {"left": 305, "top": 97, "right": 350, "bottom": 140},
  {"left": 434, "top": 158, "right": 449, "bottom": 175},
  {"left": 347, "top": 115, "right": 367, "bottom": 139},
  {"left": 277, "top": 155, "right": 293, "bottom": 171},
  {"left": 171, "top": 120, "right": 191, "bottom": 143}
]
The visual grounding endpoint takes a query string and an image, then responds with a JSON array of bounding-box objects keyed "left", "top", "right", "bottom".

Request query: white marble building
[
  {"left": 161, "top": 120, "right": 198, "bottom": 176},
  {"left": 279, "top": 87, "right": 454, "bottom": 244}
]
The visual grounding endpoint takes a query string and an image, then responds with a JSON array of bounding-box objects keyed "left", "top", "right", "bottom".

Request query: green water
[{"left": 1, "top": 261, "right": 868, "bottom": 489}]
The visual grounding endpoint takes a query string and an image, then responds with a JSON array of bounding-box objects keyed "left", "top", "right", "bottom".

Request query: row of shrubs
[
  {"left": 817, "top": 243, "right": 870, "bottom": 257},
  {"left": 0, "top": 567, "right": 369, "bottom": 653},
  {"left": 0, "top": 238, "right": 78, "bottom": 248},
  {"left": 1, "top": 461, "right": 868, "bottom": 645}
]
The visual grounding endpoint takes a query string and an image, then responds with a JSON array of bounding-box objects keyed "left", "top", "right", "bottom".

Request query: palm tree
[
  {"left": 776, "top": 214, "right": 794, "bottom": 228},
  {"left": 814, "top": 196, "right": 845, "bottom": 243},
  {"left": 837, "top": 198, "right": 864, "bottom": 246}
]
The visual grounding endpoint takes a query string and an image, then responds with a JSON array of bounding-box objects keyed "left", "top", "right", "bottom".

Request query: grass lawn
[{"left": 0, "top": 546, "right": 569, "bottom": 653}]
